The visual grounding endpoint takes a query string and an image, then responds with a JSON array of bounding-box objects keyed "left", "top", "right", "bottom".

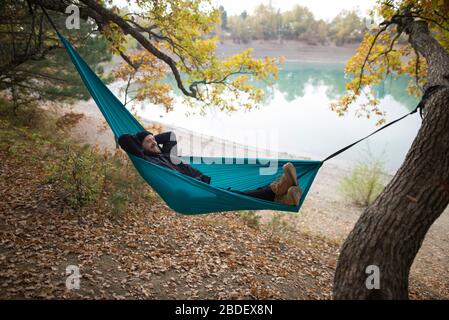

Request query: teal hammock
[
  {"left": 58, "top": 33, "right": 321, "bottom": 214},
  {"left": 52, "top": 24, "right": 425, "bottom": 215}
]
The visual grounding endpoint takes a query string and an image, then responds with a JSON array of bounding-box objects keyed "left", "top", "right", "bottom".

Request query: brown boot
[
  {"left": 270, "top": 162, "right": 298, "bottom": 196},
  {"left": 274, "top": 186, "right": 302, "bottom": 206}
]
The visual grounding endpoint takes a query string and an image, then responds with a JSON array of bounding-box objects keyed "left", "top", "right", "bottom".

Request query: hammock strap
[
  {"left": 321, "top": 85, "right": 444, "bottom": 163},
  {"left": 37, "top": 1, "right": 60, "bottom": 34}
]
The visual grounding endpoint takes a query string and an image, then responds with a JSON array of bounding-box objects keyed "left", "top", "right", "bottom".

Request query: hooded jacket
[{"left": 118, "top": 131, "right": 211, "bottom": 184}]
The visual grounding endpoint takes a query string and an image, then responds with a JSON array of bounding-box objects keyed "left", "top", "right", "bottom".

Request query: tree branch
[
  {"left": 355, "top": 22, "right": 391, "bottom": 94},
  {"left": 117, "top": 49, "right": 138, "bottom": 70},
  {"left": 368, "top": 29, "right": 401, "bottom": 65},
  {"left": 77, "top": 0, "right": 199, "bottom": 98},
  {"left": 31, "top": 0, "right": 260, "bottom": 102}
]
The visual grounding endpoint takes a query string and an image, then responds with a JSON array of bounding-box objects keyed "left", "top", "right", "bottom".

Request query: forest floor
[{"left": 0, "top": 105, "right": 448, "bottom": 299}]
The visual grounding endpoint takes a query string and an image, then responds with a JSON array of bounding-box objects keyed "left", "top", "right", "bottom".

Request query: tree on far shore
[{"left": 225, "top": 4, "right": 365, "bottom": 46}]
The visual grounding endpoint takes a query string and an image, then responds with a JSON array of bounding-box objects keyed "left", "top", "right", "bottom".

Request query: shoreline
[{"left": 215, "top": 39, "right": 358, "bottom": 64}]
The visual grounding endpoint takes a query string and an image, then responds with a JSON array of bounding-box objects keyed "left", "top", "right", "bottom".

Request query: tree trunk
[{"left": 333, "top": 18, "right": 449, "bottom": 299}]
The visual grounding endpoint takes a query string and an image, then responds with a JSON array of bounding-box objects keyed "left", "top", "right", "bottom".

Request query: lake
[{"left": 123, "top": 61, "right": 421, "bottom": 173}]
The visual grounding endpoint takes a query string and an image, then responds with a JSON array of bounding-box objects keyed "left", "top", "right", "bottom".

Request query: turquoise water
[{"left": 129, "top": 61, "right": 421, "bottom": 173}]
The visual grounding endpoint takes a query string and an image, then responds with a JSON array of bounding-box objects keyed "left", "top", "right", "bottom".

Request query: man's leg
[
  {"left": 227, "top": 185, "right": 275, "bottom": 201},
  {"left": 226, "top": 184, "right": 302, "bottom": 206}
]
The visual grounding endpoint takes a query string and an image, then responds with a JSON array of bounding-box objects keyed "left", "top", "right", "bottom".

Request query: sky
[
  {"left": 114, "top": 0, "right": 378, "bottom": 21},
  {"left": 213, "top": 0, "right": 377, "bottom": 20}
]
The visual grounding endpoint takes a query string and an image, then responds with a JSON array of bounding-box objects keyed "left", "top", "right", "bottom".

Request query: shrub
[
  {"left": 0, "top": 98, "right": 48, "bottom": 128},
  {"left": 267, "top": 213, "right": 288, "bottom": 240},
  {"left": 46, "top": 143, "right": 106, "bottom": 209},
  {"left": 239, "top": 210, "right": 261, "bottom": 229},
  {"left": 339, "top": 157, "right": 387, "bottom": 207},
  {"left": 1, "top": 99, "right": 151, "bottom": 216},
  {"left": 102, "top": 151, "right": 149, "bottom": 217},
  {"left": 46, "top": 142, "right": 149, "bottom": 214},
  {"left": 108, "top": 191, "right": 128, "bottom": 217}
]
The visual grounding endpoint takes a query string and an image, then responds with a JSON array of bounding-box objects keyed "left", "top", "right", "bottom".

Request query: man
[{"left": 118, "top": 130, "right": 302, "bottom": 206}]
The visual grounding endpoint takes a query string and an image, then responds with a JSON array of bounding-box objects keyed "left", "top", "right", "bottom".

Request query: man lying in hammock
[{"left": 118, "top": 131, "right": 302, "bottom": 206}]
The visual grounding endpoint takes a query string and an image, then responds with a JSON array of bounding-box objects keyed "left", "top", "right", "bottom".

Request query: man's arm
[
  {"left": 179, "top": 162, "right": 211, "bottom": 184},
  {"left": 118, "top": 134, "right": 145, "bottom": 158},
  {"left": 154, "top": 131, "right": 178, "bottom": 155}
]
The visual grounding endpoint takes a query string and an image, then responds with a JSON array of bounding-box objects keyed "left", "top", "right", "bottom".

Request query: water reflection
[
  {"left": 271, "top": 62, "right": 419, "bottom": 109},
  {"left": 275, "top": 63, "right": 346, "bottom": 101}
]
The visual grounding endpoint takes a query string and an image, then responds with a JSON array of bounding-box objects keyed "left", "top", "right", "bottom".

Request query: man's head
[{"left": 136, "top": 131, "right": 161, "bottom": 155}]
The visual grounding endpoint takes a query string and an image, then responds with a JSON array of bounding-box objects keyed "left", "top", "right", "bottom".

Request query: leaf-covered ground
[{"left": 0, "top": 118, "right": 447, "bottom": 299}]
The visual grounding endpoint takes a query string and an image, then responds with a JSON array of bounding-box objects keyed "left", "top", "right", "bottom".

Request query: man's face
[{"left": 142, "top": 134, "right": 160, "bottom": 154}]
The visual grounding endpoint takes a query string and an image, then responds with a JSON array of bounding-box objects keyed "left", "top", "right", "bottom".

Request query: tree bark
[{"left": 333, "top": 18, "right": 449, "bottom": 299}]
